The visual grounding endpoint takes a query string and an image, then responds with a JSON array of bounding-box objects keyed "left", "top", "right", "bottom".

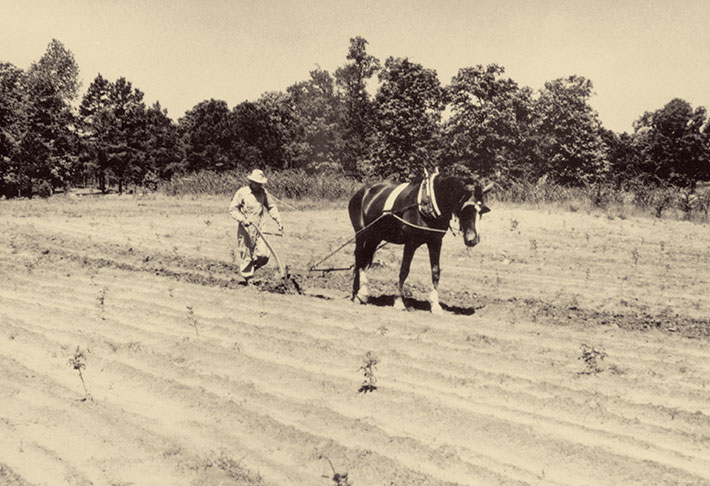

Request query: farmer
[{"left": 229, "top": 169, "right": 284, "bottom": 281}]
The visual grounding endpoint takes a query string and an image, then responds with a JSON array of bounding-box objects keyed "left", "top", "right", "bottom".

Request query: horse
[{"left": 348, "top": 173, "right": 494, "bottom": 313}]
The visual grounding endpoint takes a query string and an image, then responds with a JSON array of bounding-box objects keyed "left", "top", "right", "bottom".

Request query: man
[{"left": 229, "top": 169, "right": 284, "bottom": 281}]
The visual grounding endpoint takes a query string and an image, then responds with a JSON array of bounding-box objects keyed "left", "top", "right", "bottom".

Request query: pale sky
[{"left": 2, "top": 0, "right": 709, "bottom": 133}]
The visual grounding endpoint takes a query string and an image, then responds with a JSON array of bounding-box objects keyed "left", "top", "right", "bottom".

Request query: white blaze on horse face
[{"left": 475, "top": 208, "right": 482, "bottom": 241}]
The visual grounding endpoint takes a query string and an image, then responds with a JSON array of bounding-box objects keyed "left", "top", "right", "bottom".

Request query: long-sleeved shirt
[{"left": 228, "top": 186, "right": 282, "bottom": 229}]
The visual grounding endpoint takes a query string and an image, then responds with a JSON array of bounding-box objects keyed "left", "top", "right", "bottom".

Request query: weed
[
  {"left": 377, "top": 323, "right": 388, "bottom": 335},
  {"left": 529, "top": 239, "right": 538, "bottom": 251},
  {"left": 509, "top": 218, "right": 519, "bottom": 232},
  {"left": 631, "top": 248, "right": 640, "bottom": 266},
  {"left": 186, "top": 305, "right": 199, "bottom": 338},
  {"left": 578, "top": 343, "right": 607, "bottom": 375},
  {"left": 358, "top": 351, "right": 379, "bottom": 393},
  {"left": 68, "top": 346, "right": 91, "bottom": 401}
]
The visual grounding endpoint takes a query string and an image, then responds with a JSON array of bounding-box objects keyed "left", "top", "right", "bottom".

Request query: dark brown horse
[{"left": 348, "top": 174, "right": 493, "bottom": 313}]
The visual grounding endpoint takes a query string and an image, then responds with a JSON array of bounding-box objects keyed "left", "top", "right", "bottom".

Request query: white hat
[{"left": 247, "top": 169, "right": 267, "bottom": 184}]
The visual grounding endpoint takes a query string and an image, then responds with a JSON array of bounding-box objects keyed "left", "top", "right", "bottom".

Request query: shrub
[{"left": 34, "top": 180, "right": 53, "bottom": 198}]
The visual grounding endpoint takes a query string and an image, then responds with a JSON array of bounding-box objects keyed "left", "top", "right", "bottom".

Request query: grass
[{"left": 155, "top": 169, "right": 710, "bottom": 223}]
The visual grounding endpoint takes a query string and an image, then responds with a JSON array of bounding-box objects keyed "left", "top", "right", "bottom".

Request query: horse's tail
[{"left": 348, "top": 186, "right": 367, "bottom": 233}]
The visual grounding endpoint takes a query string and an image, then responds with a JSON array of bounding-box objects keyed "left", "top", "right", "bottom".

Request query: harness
[{"left": 417, "top": 171, "right": 441, "bottom": 219}]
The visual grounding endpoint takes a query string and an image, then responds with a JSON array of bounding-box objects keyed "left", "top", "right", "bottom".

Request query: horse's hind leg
[
  {"left": 353, "top": 236, "right": 379, "bottom": 303},
  {"left": 352, "top": 236, "right": 367, "bottom": 302},
  {"left": 394, "top": 242, "right": 418, "bottom": 310}
]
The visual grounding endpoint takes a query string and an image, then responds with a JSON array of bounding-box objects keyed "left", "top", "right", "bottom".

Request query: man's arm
[
  {"left": 228, "top": 188, "right": 248, "bottom": 224},
  {"left": 264, "top": 190, "right": 283, "bottom": 231}
]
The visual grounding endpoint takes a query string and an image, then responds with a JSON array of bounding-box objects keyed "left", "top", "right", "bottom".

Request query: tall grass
[
  {"left": 157, "top": 169, "right": 709, "bottom": 222},
  {"left": 491, "top": 178, "right": 710, "bottom": 222},
  {"left": 157, "top": 169, "right": 363, "bottom": 201}
]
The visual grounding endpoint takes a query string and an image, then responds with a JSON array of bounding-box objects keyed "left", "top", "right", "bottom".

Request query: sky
[{"left": 1, "top": 0, "right": 709, "bottom": 133}]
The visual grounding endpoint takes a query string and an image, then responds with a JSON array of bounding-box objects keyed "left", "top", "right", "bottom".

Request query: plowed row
[{"left": 1, "top": 195, "right": 708, "bottom": 485}]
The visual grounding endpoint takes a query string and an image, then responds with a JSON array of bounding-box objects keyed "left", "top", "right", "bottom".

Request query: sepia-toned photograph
[{"left": 1, "top": 1, "right": 709, "bottom": 484}]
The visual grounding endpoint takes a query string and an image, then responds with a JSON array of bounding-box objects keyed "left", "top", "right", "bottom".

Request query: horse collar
[{"left": 417, "top": 174, "right": 441, "bottom": 219}]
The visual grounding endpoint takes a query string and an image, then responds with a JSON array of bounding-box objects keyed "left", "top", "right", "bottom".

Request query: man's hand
[{"left": 243, "top": 220, "right": 251, "bottom": 227}]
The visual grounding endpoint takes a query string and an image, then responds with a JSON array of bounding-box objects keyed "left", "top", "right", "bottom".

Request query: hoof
[
  {"left": 352, "top": 293, "right": 368, "bottom": 304},
  {"left": 430, "top": 303, "right": 443, "bottom": 314},
  {"left": 393, "top": 297, "right": 406, "bottom": 311}
]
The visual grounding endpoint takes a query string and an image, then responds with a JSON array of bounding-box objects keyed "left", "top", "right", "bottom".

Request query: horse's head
[{"left": 457, "top": 182, "right": 494, "bottom": 247}]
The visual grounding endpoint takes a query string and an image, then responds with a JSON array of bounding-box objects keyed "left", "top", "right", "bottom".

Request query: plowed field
[{"left": 1, "top": 194, "right": 709, "bottom": 486}]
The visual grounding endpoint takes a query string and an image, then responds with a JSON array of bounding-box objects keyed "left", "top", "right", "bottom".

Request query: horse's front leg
[
  {"left": 394, "top": 242, "right": 418, "bottom": 310},
  {"left": 426, "top": 239, "right": 443, "bottom": 314}
]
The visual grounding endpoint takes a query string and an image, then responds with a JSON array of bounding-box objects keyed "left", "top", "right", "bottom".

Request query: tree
[
  {"left": 0, "top": 62, "right": 29, "bottom": 197},
  {"left": 79, "top": 73, "right": 112, "bottom": 190},
  {"left": 335, "top": 37, "right": 380, "bottom": 174},
  {"left": 372, "top": 57, "right": 446, "bottom": 179},
  {"left": 442, "top": 64, "right": 536, "bottom": 179},
  {"left": 21, "top": 39, "right": 81, "bottom": 195},
  {"left": 143, "top": 102, "right": 182, "bottom": 181},
  {"left": 534, "top": 75, "right": 608, "bottom": 185},
  {"left": 179, "top": 99, "right": 233, "bottom": 172},
  {"left": 632, "top": 98, "right": 710, "bottom": 188},
  {"left": 286, "top": 67, "right": 344, "bottom": 172},
  {"left": 106, "top": 77, "right": 148, "bottom": 192}
]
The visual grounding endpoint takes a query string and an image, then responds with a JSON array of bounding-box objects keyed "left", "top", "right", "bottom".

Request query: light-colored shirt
[{"left": 228, "top": 186, "right": 282, "bottom": 229}]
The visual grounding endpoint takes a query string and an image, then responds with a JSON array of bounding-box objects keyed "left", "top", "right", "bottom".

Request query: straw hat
[{"left": 247, "top": 169, "right": 267, "bottom": 184}]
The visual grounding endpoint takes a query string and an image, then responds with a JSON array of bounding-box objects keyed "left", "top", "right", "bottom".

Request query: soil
[{"left": 1, "top": 194, "right": 709, "bottom": 485}]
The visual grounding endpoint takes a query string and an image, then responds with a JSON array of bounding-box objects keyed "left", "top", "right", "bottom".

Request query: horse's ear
[{"left": 482, "top": 182, "right": 496, "bottom": 195}]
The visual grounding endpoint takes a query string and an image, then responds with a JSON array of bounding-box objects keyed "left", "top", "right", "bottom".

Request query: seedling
[
  {"left": 631, "top": 248, "right": 640, "bottom": 266},
  {"left": 358, "top": 351, "right": 379, "bottom": 393},
  {"left": 68, "top": 346, "right": 91, "bottom": 401},
  {"left": 187, "top": 305, "right": 199, "bottom": 338},
  {"left": 322, "top": 457, "right": 352, "bottom": 486},
  {"left": 578, "top": 343, "right": 607, "bottom": 375},
  {"left": 97, "top": 286, "right": 108, "bottom": 318}
]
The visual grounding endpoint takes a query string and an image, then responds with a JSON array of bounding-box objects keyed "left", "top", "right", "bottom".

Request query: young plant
[
  {"left": 97, "top": 286, "right": 108, "bottom": 319},
  {"left": 358, "top": 351, "right": 379, "bottom": 393},
  {"left": 323, "top": 457, "right": 352, "bottom": 486},
  {"left": 578, "top": 343, "right": 607, "bottom": 375},
  {"left": 187, "top": 305, "right": 199, "bottom": 338},
  {"left": 68, "top": 346, "right": 91, "bottom": 401}
]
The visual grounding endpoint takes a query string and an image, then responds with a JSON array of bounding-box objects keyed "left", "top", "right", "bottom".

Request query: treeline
[{"left": 1, "top": 37, "right": 709, "bottom": 200}]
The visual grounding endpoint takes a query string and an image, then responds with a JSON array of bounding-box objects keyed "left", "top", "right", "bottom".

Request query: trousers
[{"left": 237, "top": 223, "right": 269, "bottom": 278}]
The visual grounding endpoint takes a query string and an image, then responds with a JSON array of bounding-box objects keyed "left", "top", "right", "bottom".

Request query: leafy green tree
[
  {"left": 335, "top": 37, "right": 380, "bottom": 174},
  {"left": 143, "top": 101, "right": 182, "bottom": 181},
  {"left": 106, "top": 77, "right": 148, "bottom": 192},
  {"left": 287, "top": 67, "right": 344, "bottom": 172},
  {"left": 372, "top": 57, "right": 446, "bottom": 179},
  {"left": 0, "top": 62, "right": 29, "bottom": 197},
  {"left": 534, "top": 75, "right": 608, "bottom": 185},
  {"left": 232, "top": 91, "right": 301, "bottom": 171},
  {"left": 442, "top": 64, "right": 536, "bottom": 179},
  {"left": 79, "top": 73, "right": 112, "bottom": 190},
  {"left": 600, "top": 129, "right": 646, "bottom": 187},
  {"left": 632, "top": 98, "right": 710, "bottom": 188},
  {"left": 21, "top": 39, "right": 80, "bottom": 196},
  {"left": 179, "top": 98, "right": 233, "bottom": 172}
]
